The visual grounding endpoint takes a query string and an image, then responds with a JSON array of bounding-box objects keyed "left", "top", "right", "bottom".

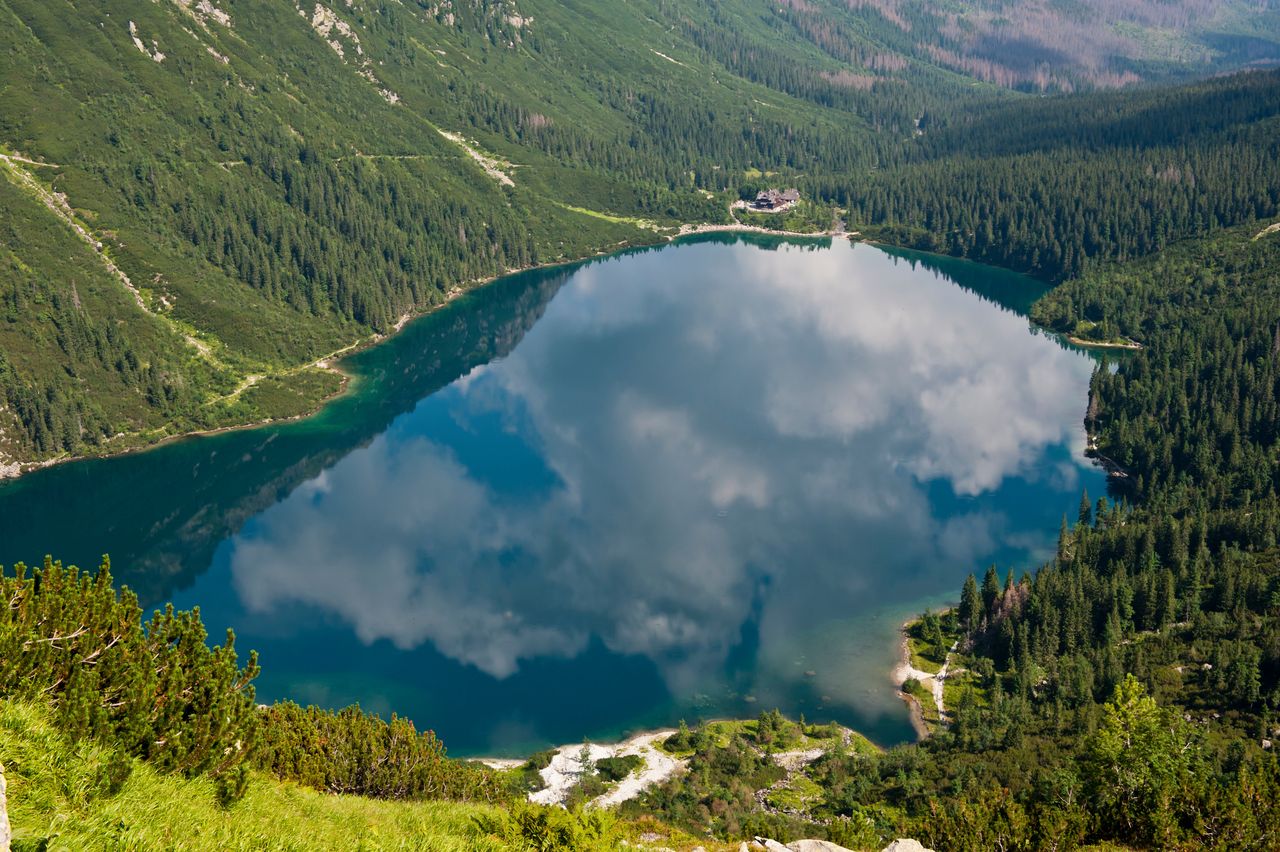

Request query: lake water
[{"left": 0, "top": 235, "right": 1105, "bottom": 756}]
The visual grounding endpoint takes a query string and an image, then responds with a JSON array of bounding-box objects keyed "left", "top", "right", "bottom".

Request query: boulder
[
  {"left": 756, "top": 839, "right": 791, "bottom": 852},
  {"left": 882, "top": 841, "right": 935, "bottom": 852},
  {"left": 748, "top": 839, "right": 866, "bottom": 852}
]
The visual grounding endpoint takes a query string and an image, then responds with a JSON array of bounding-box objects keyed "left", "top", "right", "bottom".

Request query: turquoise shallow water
[{"left": 0, "top": 234, "right": 1105, "bottom": 756}]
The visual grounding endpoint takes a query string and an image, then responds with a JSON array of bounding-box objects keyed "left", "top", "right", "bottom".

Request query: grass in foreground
[
  {"left": 0, "top": 699, "right": 501, "bottom": 852},
  {"left": 1, "top": 699, "right": 720, "bottom": 852}
]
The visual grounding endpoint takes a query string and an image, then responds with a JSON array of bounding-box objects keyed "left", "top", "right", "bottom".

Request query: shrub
[
  {"left": 596, "top": 754, "right": 643, "bottom": 783},
  {"left": 215, "top": 764, "right": 251, "bottom": 809},
  {"left": 0, "top": 558, "right": 258, "bottom": 779},
  {"left": 254, "top": 701, "right": 502, "bottom": 802},
  {"left": 93, "top": 748, "right": 134, "bottom": 799},
  {"left": 510, "top": 748, "right": 558, "bottom": 794}
]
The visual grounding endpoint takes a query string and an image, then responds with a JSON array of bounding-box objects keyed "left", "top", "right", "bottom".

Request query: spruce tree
[
  {"left": 982, "top": 565, "right": 1002, "bottom": 623},
  {"left": 962, "top": 573, "right": 977, "bottom": 634}
]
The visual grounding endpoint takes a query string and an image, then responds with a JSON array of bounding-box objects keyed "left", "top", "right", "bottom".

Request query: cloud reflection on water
[{"left": 229, "top": 239, "right": 1096, "bottom": 720}]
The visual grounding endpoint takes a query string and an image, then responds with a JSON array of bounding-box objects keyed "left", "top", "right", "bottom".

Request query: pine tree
[
  {"left": 982, "top": 565, "right": 1002, "bottom": 624},
  {"left": 960, "top": 574, "right": 982, "bottom": 634}
]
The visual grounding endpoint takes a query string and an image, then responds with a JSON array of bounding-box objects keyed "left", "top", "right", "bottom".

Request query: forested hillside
[
  {"left": 0, "top": 0, "right": 877, "bottom": 468},
  {"left": 885, "top": 221, "right": 1280, "bottom": 849},
  {"left": 1038, "top": 220, "right": 1280, "bottom": 509},
  {"left": 840, "top": 70, "right": 1280, "bottom": 281}
]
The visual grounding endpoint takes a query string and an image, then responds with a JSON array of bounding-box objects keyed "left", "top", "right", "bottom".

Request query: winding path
[{"left": 931, "top": 641, "right": 959, "bottom": 720}]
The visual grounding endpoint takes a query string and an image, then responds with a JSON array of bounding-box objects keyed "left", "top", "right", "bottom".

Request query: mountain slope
[
  {"left": 1, "top": 0, "right": 1279, "bottom": 471},
  {"left": 842, "top": 69, "right": 1280, "bottom": 279},
  {"left": 0, "top": 0, "right": 906, "bottom": 468},
  {"left": 830, "top": 0, "right": 1280, "bottom": 90}
]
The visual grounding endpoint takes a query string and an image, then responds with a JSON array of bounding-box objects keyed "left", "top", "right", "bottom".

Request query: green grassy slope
[{"left": 0, "top": 699, "right": 499, "bottom": 852}]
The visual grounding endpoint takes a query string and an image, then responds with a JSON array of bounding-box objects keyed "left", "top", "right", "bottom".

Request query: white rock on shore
[
  {"left": 593, "top": 731, "right": 682, "bottom": 808},
  {"left": 787, "top": 842, "right": 852, "bottom": 852},
  {"left": 520, "top": 729, "right": 684, "bottom": 807}
]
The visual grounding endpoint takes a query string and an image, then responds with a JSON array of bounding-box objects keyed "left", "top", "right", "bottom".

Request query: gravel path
[
  {"left": 893, "top": 632, "right": 958, "bottom": 724},
  {"left": 771, "top": 747, "right": 825, "bottom": 772}
]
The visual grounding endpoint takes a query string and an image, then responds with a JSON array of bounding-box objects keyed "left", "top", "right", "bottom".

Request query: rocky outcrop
[
  {"left": 739, "top": 839, "right": 935, "bottom": 852},
  {"left": 882, "top": 840, "right": 935, "bottom": 852}
]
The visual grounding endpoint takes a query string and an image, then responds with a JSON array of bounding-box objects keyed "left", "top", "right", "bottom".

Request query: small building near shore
[{"left": 752, "top": 188, "right": 800, "bottom": 211}]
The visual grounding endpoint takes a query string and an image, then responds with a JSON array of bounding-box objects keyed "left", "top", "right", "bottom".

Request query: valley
[{"left": 3, "top": 1, "right": 1280, "bottom": 850}]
